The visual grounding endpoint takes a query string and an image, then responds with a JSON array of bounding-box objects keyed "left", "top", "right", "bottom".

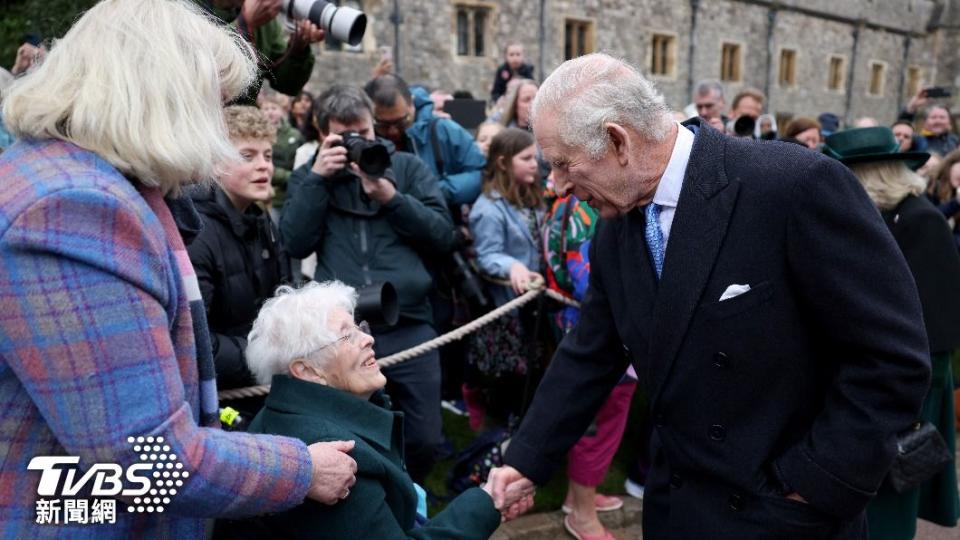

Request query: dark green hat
[{"left": 822, "top": 126, "right": 930, "bottom": 171}]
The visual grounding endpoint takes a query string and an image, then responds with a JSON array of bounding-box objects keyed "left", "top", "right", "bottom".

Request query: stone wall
[{"left": 297, "top": 0, "right": 956, "bottom": 128}]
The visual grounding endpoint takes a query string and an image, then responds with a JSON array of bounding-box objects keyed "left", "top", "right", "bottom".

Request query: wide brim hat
[{"left": 822, "top": 126, "right": 930, "bottom": 171}]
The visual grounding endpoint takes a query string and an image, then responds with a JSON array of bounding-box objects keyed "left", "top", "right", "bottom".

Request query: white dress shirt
[{"left": 651, "top": 123, "right": 694, "bottom": 249}]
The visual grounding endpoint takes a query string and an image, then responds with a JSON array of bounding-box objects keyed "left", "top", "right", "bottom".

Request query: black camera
[
  {"left": 450, "top": 252, "right": 488, "bottom": 309},
  {"left": 336, "top": 132, "right": 391, "bottom": 177},
  {"left": 282, "top": 0, "right": 367, "bottom": 46}
]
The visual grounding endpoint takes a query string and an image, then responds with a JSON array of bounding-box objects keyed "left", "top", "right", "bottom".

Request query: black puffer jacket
[{"left": 186, "top": 185, "right": 292, "bottom": 390}]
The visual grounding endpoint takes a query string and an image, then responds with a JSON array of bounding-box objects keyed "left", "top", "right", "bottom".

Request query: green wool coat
[
  {"left": 866, "top": 353, "right": 959, "bottom": 539},
  {"left": 243, "top": 375, "right": 502, "bottom": 539},
  {"left": 271, "top": 120, "right": 305, "bottom": 208}
]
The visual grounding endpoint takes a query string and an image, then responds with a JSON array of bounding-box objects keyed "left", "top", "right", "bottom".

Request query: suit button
[
  {"left": 728, "top": 494, "right": 744, "bottom": 511},
  {"left": 713, "top": 351, "right": 729, "bottom": 368},
  {"left": 670, "top": 473, "right": 683, "bottom": 489},
  {"left": 655, "top": 414, "right": 665, "bottom": 428},
  {"left": 709, "top": 424, "right": 726, "bottom": 441}
]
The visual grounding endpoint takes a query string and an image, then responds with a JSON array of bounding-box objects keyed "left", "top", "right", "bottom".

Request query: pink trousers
[{"left": 567, "top": 381, "right": 638, "bottom": 487}]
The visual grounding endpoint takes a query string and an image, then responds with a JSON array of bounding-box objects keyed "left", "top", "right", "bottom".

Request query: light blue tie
[{"left": 645, "top": 203, "right": 665, "bottom": 280}]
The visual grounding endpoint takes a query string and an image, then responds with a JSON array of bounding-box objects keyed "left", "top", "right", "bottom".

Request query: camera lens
[{"left": 284, "top": 0, "right": 367, "bottom": 46}]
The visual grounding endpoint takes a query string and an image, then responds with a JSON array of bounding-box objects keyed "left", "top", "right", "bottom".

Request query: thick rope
[{"left": 217, "top": 278, "right": 581, "bottom": 401}]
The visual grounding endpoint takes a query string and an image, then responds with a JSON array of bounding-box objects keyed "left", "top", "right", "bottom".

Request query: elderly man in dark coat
[{"left": 488, "top": 53, "right": 931, "bottom": 539}]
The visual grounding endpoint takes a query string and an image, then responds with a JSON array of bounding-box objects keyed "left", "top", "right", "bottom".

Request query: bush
[{"left": 0, "top": 0, "right": 96, "bottom": 70}]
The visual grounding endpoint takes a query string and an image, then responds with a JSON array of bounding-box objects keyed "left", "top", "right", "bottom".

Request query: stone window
[
  {"left": 779, "top": 49, "right": 797, "bottom": 87},
  {"left": 564, "top": 19, "right": 595, "bottom": 60},
  {"left": 906, "top": 66, "right": 922, "bottom": 98},
  {"left": 720, "top": 42, "right": 741, "bottom": 82},
  {"left": 650, "top": 33, "right": 676, "bottom": 77},
  {"left": 868, "top": 61, "right": 886, "bottom": 97},
  {"left": 324, "top": 0, "right": 364, "bottom": 52},
  {"left": 455, "top": 4, "right": 491, "bottom": 57},
  {"left": 828, "top": 56, "right": 846, "bottom": 91}
]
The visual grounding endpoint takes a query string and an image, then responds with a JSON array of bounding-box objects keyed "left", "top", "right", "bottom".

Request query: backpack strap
[{"left": 429, "top": 117, "right": 445, "bottom": 178}]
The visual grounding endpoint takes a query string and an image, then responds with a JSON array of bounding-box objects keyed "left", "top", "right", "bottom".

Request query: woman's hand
[
  {"left": 508, "top": 263, "right": 540, "bottom": 295},
  {"left": 481, "top": 480, "right": 533, "bottom": 520},
  {"left": 305, "top": 440, "right": 358, "bottom": 505}
]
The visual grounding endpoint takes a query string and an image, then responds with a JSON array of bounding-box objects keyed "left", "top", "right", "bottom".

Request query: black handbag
[{"left": 886, "top": 421, "right": 953, "bottom": 494}]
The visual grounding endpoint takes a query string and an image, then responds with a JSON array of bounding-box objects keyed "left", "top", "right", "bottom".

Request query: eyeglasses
[
  {"left": 315, "top": 321, "right": 371, "bottom": 353},
  {"left": 374, "top": 115, "right": 409, "bottom": 130}
]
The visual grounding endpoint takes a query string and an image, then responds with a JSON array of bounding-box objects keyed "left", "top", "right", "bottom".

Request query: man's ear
[{"left": 605, "top": 123, "right": 631, "bottom": 166}]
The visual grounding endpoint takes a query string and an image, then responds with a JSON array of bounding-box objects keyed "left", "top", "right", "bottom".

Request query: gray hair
[
  {"left": 849, "top": 160, "right": 927, "bottom": 211},
  {"left": 315, "top": 84, "right": 374, "bottom": 133},
  {"left": 531, "top": 53, "right": 673, "bottom": 159},
  {"left": 695, "top": 80, "right": 725, "bottom": 101},
  {"left": 245, "top": 281, "right": 358, "bottom": 385},
  {"left": 2, "top": 0, "right": 257, "bottom": 196}
]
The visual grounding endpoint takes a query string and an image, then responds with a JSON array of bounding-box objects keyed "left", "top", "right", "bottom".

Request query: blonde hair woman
[
  {"left": 0, "top": 1, "right": 356, "bottom": 536},
  {"left": 498, "top": 78, "right": 539, "bottom": 130},
  {"left": 823, "top": 127, "right": 960, "bottom": 540}
]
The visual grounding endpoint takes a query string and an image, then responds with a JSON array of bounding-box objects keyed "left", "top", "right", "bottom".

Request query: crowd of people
[{"left": 1, "top": 1, "right": 959, "bottom": 539}]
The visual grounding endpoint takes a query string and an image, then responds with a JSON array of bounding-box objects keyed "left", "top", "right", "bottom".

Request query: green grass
[{"left": 424, "top": 388, "right": 650, "bottom": 515}]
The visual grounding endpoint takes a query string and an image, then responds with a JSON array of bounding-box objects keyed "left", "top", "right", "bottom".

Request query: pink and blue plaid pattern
[{"left": 0, "top": 140, "right": 313, "bottom": 538}]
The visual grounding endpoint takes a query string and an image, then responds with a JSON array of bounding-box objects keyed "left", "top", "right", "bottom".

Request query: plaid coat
[{"left": 0, "top": 140, "right": 313, "bottom": 538}]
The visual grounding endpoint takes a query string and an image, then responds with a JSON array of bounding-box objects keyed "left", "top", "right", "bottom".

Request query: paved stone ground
[{"left": 494, "top": 448, "right": 960, "bottom": 540}]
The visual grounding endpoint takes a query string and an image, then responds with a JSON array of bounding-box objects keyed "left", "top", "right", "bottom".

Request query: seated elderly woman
[{"left": 241, "top": 281, "right": 503, "bottom": 539}]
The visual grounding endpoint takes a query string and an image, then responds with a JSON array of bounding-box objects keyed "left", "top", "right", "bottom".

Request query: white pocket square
[{"left": 719, "top": 284, "right": 751, "bottom": 302}]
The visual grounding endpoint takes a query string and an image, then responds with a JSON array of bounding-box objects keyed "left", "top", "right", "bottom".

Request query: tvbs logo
[{"left": 28, "top": 436, "right": 190, "bottom": 524}]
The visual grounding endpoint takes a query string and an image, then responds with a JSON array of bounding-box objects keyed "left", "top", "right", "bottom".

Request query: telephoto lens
[
  {"left": 356, "top": 282, "right": 399, "bottom": 327},
  {"left": 282, "top": 0, "right": 367, "bottom": 46}
]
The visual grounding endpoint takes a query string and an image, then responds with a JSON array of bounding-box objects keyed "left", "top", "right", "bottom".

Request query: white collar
[{"left": 652, "top": 123, "right": 694, "bottom": 209}]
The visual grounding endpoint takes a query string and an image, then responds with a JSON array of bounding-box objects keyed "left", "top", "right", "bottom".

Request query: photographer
[
  {"left": 899, "top": 87, "right": 959, "bottom": 156},
  {"left": 365, "top": 74, "right": 486, "bottom": 206},
  {"left": 201, "top": 0, "right": 324, "bottom": 98},
  {"left": 280, "top": 85, "right": 455, "bottom": 483}
]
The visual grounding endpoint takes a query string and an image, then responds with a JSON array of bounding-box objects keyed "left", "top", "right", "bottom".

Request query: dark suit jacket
[
  {"left": 220, "top": 375, "right": 501, "bottom": 540},
  {"left": 504, "top": 121, "right": 931, "bottom": 539},
  {"left": 882, "top": 194, "right": 960, "bottom": 354}
]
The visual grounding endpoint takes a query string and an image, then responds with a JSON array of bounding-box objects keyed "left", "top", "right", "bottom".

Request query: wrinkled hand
[
  {"left": 290, "top": 20, "right": 325, "bottom": 51},
  {"left": 312, "top": 134, "right": 347, "bottom": 178},
  {"left": 372, "top": 58, "right": 394, "bottom": 78},
  {"left": 486, "top": 466, "right": 536, "bottom": 519},
  {"left": 350, "top": 164, "right": 397, "bottom": 204},
  {"left": 242, "top": 0, "right": 283, "bottom": 30},
  {"left": 508, "top": 263, "right": 540, "bottom": 295},
  {"left": 11, "top": 43, "right": 44, "bottom": 75},
  {"left": 306, "top": 440, "right": 358, "bottom": 505}
]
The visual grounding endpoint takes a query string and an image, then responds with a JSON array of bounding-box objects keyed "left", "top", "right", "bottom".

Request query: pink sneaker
[
  {"left": 562, "top": 493, "right": 624, "bottom": 514},
  {"left": 564, "top": 514, "right": 615, "bottom": 540}
]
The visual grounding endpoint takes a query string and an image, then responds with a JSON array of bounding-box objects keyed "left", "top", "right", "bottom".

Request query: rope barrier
[{"left": 217, "top": 277, "right": 581, "bottom": 401}]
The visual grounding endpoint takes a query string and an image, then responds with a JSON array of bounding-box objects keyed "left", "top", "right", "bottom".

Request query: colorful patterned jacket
[
  {"left": 0, "top": 140, "right": 313, "bottom": 537},
  {"left": 543, "top": 191, "right": 598, "bottom": 332}
]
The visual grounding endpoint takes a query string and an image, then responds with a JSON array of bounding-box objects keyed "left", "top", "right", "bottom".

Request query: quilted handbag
[{"left": 887, "top": 421, "right": 953, "bottom": 494}]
